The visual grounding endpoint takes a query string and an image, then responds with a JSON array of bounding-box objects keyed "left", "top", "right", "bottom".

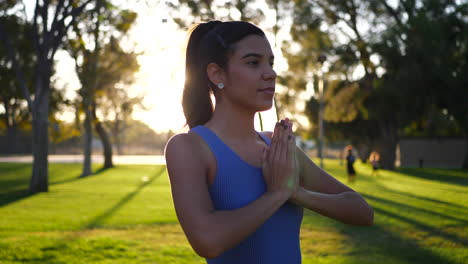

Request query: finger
[
  {"left": 287, "top": 123, "right": 294, "bottom": 159},
  {"left": 273, "top": 120, "right": 283, "bottom": 164},
  {"left": 269, "top": 122, "right": 279, "bottom": 161},
  {"left": 278, "top": 119, "right": 287, "bottom": 163},
  {"left": 284, "top": 120, "right": 291, "bottom": 157},
  {"left": 288, "top": 134, "right": 296, "bottom": 164},
  {"left": 261, "top": 147, "right": 269, "bottom": 169}
]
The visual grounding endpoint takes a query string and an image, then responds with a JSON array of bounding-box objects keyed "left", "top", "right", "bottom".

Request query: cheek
[{"left": 227, "top": 67, "right": 258, "bottom": 90}]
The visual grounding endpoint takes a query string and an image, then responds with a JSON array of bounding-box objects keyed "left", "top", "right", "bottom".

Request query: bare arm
[
  {"left": 292, "top": 146, "right": 374, "bottom": 226},
  {"left": 164, "top": 128, "right": 294, "bottom": 258}
]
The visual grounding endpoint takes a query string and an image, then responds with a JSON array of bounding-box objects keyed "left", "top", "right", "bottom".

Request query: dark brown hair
[{"left": 182, "top": 21, "right": 265, "bottom": 129}]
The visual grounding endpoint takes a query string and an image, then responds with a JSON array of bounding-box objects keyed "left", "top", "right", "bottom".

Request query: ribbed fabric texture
[{"left": 191, "top": 125, "right": 303, "bottom": 264}]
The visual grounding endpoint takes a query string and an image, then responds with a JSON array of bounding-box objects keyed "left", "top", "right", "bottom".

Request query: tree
[
  {"left": 283, "top": 0, "right": 468, "bottom": 169},
  {"left": 99, "top": 86, "right": 144, "bottom": 155},
  {"left": 67, "top": 0, "right": 138, "bottom": 175},
  {"left": 0, "top": 0, "right": 93, "bottom": 192},
  {"left": 373, "top": 0, "right": 468, "bottom": 168},
  {"left": 93, "top": 38, "right": 140, "bottom": 156}
]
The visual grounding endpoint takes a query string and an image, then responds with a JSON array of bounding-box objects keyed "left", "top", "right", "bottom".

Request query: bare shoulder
[
  {"left": 164, "top": 133, "right": 195, "bottom": 160},
  {"left": 164, "top": 132, "right": 209, "bottom": 176}
]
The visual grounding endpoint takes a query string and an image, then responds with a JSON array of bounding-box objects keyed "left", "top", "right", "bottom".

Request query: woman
[
  {"left": 369, "top": 151, "right": 380, "bottom": 177},
  {"left": 345, "top": 145, "right": 357, "bottom": 182},
  {"left": 165, "top": 21, "right": 373, "bottom": 263}
]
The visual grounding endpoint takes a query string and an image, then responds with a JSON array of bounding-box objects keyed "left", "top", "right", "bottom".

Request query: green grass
[{"left": 0, "top": 161, "right": 467, "bottom": 264}]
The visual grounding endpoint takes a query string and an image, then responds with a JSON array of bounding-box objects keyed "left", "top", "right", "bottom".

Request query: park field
[{"left": 0, "top": 161, "right": 467, "bottom": 264}]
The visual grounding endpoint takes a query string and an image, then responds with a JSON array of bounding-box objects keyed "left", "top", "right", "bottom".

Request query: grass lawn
[{"left": 0, "top": 161, "right": 467, "bottom": 264}]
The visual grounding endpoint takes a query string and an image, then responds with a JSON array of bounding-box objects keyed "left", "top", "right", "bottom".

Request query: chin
[{"left": 257, "top": 103, "right": 273, "bottom": 112}]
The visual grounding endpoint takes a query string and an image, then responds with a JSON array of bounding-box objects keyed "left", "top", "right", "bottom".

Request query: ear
[{"left": 206, "top": 62, "right": 225, "bottom": 87}]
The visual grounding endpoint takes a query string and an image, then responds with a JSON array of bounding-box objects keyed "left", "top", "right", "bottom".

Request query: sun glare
[{"left": 130, "top": 9, "right": 282, "bottom": 134}]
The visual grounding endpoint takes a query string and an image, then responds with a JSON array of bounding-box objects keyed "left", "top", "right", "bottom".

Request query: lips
[{"left": 258, "top": 87, "right": 275, "bottom": 92}]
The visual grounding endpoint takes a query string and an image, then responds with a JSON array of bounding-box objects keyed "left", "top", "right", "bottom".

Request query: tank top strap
[
  {"left": 256, "top": 131, "right": 272, "bottom": 146},
  {"left": 192, "top": 125, "right": 271, "bottom": 146},
  {"left": 190, "top": 125, "right": 228, "bottom": 159}
]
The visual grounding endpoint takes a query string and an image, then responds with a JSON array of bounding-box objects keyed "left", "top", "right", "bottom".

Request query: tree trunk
[
  {"left": 6, "top": 126, "right": 18, "bottom": 154},
  {"left": 462, "top": 135, "right": 468, "bottom": 169},
  {"left": 355, "top": 142, "right": 372, "bottom": 163},
  {"left": 113, "top": 120, "right": 122, "bottom": 155},
  {"left": 29, "top": 76, "right": 50, "bottom": 193},
  {"left": 3, "top": 101, "right": 15, "bottom": 154},
  {"left": 81, "top": 0, "right": 102, "bottom": 176},
  {"left": 93, "top": 102, "right": 113, "bottom": 168},
  {"left": 95, "top": 120, "right": 113, "bottom": 168},
  {"left": 378, "top": 138, "right": 397, "bottom": 170},
  {"left": 378, "top": 120, "right": 398, "bottom": 170},
  {"left": 81, "top": 95, "right": 93, "bottom": 177}
]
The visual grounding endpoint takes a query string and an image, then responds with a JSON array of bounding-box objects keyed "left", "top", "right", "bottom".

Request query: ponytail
[{"left": 182, "top": 20, "right": 265, "bottom": 129}]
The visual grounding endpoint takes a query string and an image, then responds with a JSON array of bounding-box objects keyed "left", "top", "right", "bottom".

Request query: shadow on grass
[
  {"left": 382, "top": 187, "right": 468, "bottom": 211},
  {"left": 0, "top": 164, "right": 117, "bottom": 208},
  {"left": 85, "top": 166, "right": 166, "bottom": 229},
  {"left": 302, "top": 200, "right": 465, "bottom": 263},
  {"left": 334, "top": 222, "right": 461, "bottom": 264},
  {"left": 362, "top": 193, "right": 468, "bottom": 225},
  {"left": 396, "top": 167, "right": 468, "bottom": 186},
  {"left": 363, "top": 194, "right": 468, "bottom": 245},
  {"left": 0, "top": 163, "right": 33, "bottom": 208},
  {"left": 301, "top": 211, "right": 462, "bottom": 264},
  {"left": 0, "top": 165, "right": 168, "bottom": 264},
  {"left": 49, "top": 165, "right": 111, "bottom": 186}
]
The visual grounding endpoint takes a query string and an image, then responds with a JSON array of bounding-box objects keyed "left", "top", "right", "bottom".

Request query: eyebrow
[{"left": 241, "top": 53, "right": 274, "bottom": 60}]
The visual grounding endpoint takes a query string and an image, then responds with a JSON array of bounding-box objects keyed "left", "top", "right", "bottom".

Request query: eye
[{"left": 247, "top": 60, "right": 259, "bottom": 65}]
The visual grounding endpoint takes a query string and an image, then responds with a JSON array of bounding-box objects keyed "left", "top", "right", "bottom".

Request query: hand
[{"left": 261, "top": 118, "right": 299, "bottom": 201}]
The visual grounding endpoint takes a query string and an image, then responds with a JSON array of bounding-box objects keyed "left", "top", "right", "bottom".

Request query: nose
[{"left": 262, "top": 66, "right": 277, "bottom": 81}]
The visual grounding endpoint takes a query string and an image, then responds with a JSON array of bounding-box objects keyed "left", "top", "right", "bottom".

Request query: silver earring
[{"left": 217, "top": 83, "right": 224, "bottom": 89}]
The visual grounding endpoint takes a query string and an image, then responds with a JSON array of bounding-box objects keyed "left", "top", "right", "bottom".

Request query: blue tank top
[{"left": 191, "top": 125, "right": 303, "bottom": 264}]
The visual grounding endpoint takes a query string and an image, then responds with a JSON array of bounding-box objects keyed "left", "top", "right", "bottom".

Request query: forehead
[{"left": 231, "top": 35, "right": 273, "bottom": 58}]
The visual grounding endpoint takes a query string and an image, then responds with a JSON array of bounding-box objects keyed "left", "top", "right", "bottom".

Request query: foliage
[
  {"left": 283, "top": 0, "right": 468, "bottom": 167},
  {"left": 167, "top": 0, "right": 265, "bottom": 28},
  {"left": 0, "top": 15, "right": 34, "bottom": 132}
]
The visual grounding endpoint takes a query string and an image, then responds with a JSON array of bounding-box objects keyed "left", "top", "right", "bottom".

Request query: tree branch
[
  {"left": 50, "top": 0, "right": 93, "bottom": 60},
  {"left": 32, "top": 0, "right": 41, "bottom": 54},
  {"left": 19, "top": 0, "right": 29, "bottom": 21},
  {"left": 41, "top": 0, "right": 50, "bottom": 37},
  {"left": 51, "top": 0, "right": 65, "bottom": 31},
  {"left": 378, "top": 0, "right": 404, "bottom": 29}
]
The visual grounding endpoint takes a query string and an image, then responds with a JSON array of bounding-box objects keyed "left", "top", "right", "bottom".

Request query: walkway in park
[{"left": 0, "top": 155, "right": 166, "bottom": 165}]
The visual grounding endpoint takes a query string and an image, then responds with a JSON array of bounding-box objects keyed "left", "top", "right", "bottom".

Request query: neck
[{"left": 205, "top": 100, "right": 258, "bottom": 140}]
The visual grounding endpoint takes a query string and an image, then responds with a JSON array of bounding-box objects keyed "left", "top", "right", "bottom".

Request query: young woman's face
[{"left": 222, "top": 34, "right": 276, "bottom": 112}]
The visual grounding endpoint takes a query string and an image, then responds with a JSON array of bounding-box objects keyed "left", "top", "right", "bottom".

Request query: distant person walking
[
  {"left": 346, "top": 146, "right": 356, "bottom": 182},
  {"left": 369, "top": 151, "right": 380, "bottom": 177}
]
